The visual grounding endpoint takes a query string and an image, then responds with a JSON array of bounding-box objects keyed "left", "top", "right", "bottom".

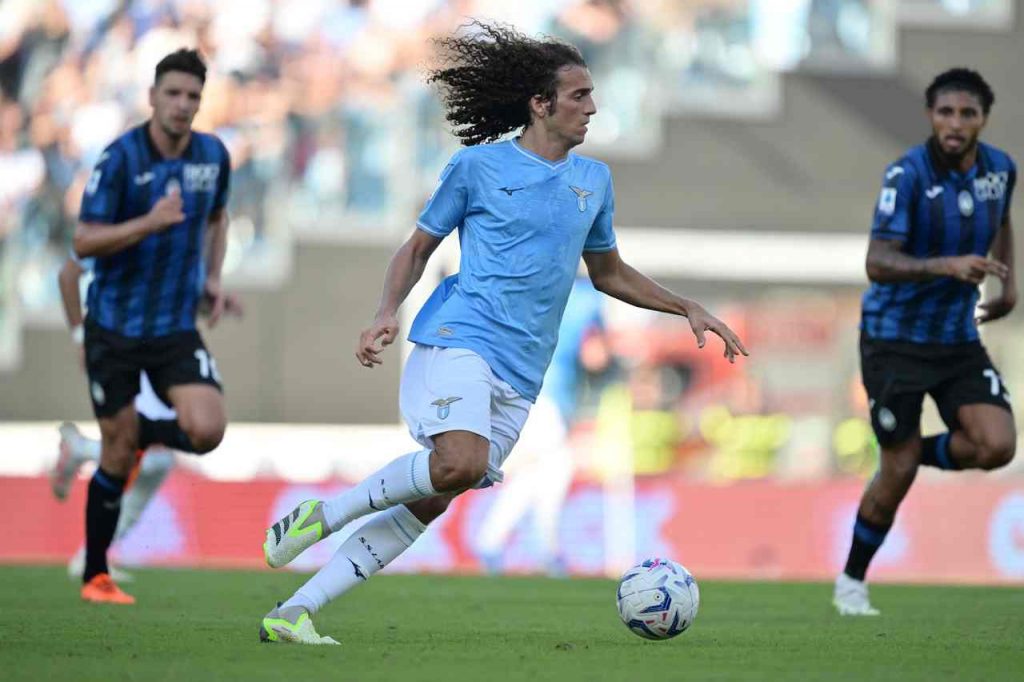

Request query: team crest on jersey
[
  {"left": 569, "top": 186, "right": 593, "bottom": 212},
  {"left": 431, "top": 396, "right": 462, "bottom": 420},
  {"left": 957, "top": 189, "right": 974, "bottom": 217},
  {"left": 184, "top": 163, "right": 220, "bottom": 192}
]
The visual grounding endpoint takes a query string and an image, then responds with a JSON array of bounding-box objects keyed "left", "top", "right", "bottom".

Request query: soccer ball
[{"left": 616, "top": 558, "right": 699, "bottom": 640}]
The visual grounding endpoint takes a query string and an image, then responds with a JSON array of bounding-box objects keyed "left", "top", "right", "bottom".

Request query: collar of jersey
[{"left": 510, "top": 139, "right": 572, "bottom": 170}]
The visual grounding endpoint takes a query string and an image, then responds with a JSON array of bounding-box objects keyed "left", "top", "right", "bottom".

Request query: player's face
[
  {"left": 149, "top": 71, "right": 203, "bottom": 139},
  {"left": 548, "top": 65, "right": 596, "bottom": 148},
  {"left": 929, "top": 90, "right": 986, "bottom": 159}
]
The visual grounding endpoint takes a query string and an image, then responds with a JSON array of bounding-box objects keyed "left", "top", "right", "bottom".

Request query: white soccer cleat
[
  {"left": 263, "top": 500, "right": 330, "bottom": 569},
  {"left": 52, "top": 422, "right": 87, "bottom": 501},
  {"left": 259, "top": 605, "right": 339, "bottom": 645},
  {"left": 833, "top": 573, "right": 880, "bottom": 616}
]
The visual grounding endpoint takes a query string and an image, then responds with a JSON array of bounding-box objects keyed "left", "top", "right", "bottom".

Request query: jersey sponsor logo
[
  {"left": 498, "top": 186, "right": 525, "bottom": 196},
  {"left": 885, "top": 165, "right": 905, "bottom": 181},
  {"left": 431, "top": 396, "right": 462, "bottom": 420},
  {"left": 958, "top": 189, "right": 975, "bottom": 217},
  {"left": 925, "top": 185, "right": 944, "bottom": 199},
  {"left": 878, "top": 187, "right": 897, "bottom": 215},
  {"left": 569, "top": 185, "right": 593, "bottom": 212},
  {"left": 184, "top": 163, "right": 220, "bottom": 192},
  {"left": 974, "top": 171, "right": 1009, "bottom": 201},
  {"left": 134, "top": 172, "right": 155, "bottom": 185}
]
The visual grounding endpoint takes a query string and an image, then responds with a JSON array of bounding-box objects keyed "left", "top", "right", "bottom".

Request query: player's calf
[
  {"left": 430, "top": 432, "right": 489, "bottom": 491},
  {"left": 405, "top": 493, "right": 457, "bottom": 525}
]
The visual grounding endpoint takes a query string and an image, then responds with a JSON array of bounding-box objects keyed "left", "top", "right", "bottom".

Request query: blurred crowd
[
  {"left": 0, "top": 0, "right": 1007, "bottom": 389},
  {"left": 0, "top": 0, "right": 908, "bottom": 315}
]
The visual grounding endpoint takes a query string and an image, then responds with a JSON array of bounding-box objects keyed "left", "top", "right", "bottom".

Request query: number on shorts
[
  {"left": 983, "top": 368, "right": 1002, "bottom": 397},
  {"left": 194, "top": 349, "right": 221, "bottom": 382}
]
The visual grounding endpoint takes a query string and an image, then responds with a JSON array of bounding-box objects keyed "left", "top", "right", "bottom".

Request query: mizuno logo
[
  {"left": 134, "top": 172, "right": 155, "bottom": 185},
  {"left": 368, "top": 489, "right": 382, "bottom": 511},
  {"left": 498, "top": 186, "right": 524, "bottom": 196},
  {"left": 348, "top": 558, "right": 367, "bottom": 581},
  {"left": 926, "top": 186, "right": 944, "bottom": 199},
  {"left": 885, "top": 166, "right": 905, "bottom": 180}
]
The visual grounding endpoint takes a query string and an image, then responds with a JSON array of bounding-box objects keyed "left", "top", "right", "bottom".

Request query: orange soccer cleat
[{"left": 81, "top": 573, "right": 136, "bottom": 605}]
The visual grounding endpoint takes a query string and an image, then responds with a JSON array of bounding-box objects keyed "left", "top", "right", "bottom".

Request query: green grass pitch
[{"left": 1, "top": 566, "right": 1022, "bottom": 681}]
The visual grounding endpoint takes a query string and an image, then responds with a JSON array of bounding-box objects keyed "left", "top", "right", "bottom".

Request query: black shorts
[
  {"left": 860, "top": 334, "right": 1012, "bottom": 446},
  {"left": 84, "top": 318, "right": 222, "bottom": 418}
]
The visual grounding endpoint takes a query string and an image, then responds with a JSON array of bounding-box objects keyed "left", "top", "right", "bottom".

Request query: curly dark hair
[
  {"left": 155, "top": 48, "right": 207, "bottom": 85},
  {"left": 926, "top": 68, "right": 994, "bottom": 114},
  {"left": 427, "top": 21, "right": 587, "bottom": 146}
]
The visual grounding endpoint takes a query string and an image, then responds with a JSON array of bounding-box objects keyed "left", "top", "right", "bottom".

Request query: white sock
[
  {"left": 284, "top": 505, "right": 427, "bottom": 615},
  {"left": 77, "top": 436, "right": 102, "bottom": 462},
  {"left": 113, "top": 448, "right": 175, "bottom": 542},
  {"left": 322, "top": 449, "right": 435, "bottom": 532}
]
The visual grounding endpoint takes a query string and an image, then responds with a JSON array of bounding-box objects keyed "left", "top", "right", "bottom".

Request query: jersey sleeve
[
  {"left": 584, "top": 171, "right": 617, "bottom": 253},
  {"left": 213, "top": 139, "right": 232, "bottom": 212},
  {"left": 870, "top": 162, "right": 917, "bottom": 242},
  {"left": 416, "top": 150, "right": 469, "bottom": 238},
  {"left": 1003, "top": 158, "right": 1016, "bottom": 224},
  {"left": 79, "top": 144, "right": 127, "bottom": 224}
]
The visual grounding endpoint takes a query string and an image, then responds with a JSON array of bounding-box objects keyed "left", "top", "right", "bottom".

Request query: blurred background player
[
  {"left": 836, "top": 68, "right": 1016, "bottom": 616},
  {"left": 73, "top": 48, "right": 233, "bottom": 604},
  {"left": 51, "top": 254, "right": 241, "bottom": 581},
  {"left": 476, "top": 277, "right": 608, "bottom": 575},
  {"left": 258, "top": 20, "right": 746, "bottom": 645}
]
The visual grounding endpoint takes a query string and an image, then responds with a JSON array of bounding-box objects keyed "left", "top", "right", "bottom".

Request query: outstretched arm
[
  {"left": 355, "top": 228, "right": 444, "bottom": 368},
  {"left": 582, "top": 248, "right": 748, "bottom": 362}
]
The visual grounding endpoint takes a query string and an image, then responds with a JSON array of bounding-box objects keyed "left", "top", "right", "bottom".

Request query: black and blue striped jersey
[
  {"left": 861, "top": 139, "right": 1015, "bottom": 344},
  {"left": 79, "top": 123, "right": 230, "bottom": 338}
]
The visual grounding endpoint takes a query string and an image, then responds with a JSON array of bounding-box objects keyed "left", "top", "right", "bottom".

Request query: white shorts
[
  {"left": 135, "top": 371, "right": 177, "bottom": 421},
  {"left": 399, "top": 345, "right": 532, "bottom": 487}
]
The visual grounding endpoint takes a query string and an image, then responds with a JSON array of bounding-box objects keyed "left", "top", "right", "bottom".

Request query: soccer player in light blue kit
[{"left": 258, "top": 22, "right": 748, "bottom": 645}]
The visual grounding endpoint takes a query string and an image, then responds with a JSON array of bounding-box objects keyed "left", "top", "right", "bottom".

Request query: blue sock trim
[
  {"left": 92, "top": 469, "right": 124, "bottom": 494},
  {"left": 935, "top": 432, "right": 954, "bottom": 470},
  {"left": 853, "top": 519, "right": 888, "bottom": 547}
]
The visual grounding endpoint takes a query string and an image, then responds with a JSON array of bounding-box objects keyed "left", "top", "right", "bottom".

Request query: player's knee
[
  {"left": 882, "top": 449, "right": 919, "bottom": 484},
  {"left": 431, "top": 446, "right": 488, "bottom": 492},
  {"left": 179, "top": 417, "right": 224, "bottom": 454},
  {"left": 976, "top": 437, "right": 1016, "bottom": 470}
]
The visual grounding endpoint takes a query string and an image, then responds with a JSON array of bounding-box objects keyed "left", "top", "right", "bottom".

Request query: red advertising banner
[{"left": 2, "top": 472, "right": 1023, "bottom": 584}]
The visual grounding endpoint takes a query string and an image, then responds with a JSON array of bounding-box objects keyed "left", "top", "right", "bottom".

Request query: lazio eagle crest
[
  {"left": 570, "top": 186, "right": 593, "bottom": 212},
  {"left": 431, "top": 396, "right": 463, "bottom": 420}
]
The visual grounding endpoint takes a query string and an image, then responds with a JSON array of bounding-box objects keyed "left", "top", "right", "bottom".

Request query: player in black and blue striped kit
[
  {"left": 835, "top": 69, "right": 1016, "bottom": 615},
  {"left": 73, "top": 49, "right": 233, "bottom": 604}
]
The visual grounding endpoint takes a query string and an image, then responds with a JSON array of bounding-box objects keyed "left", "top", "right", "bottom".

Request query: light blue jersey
[{"left": 409, "top": 139, "right": 617, "bottom": 402}]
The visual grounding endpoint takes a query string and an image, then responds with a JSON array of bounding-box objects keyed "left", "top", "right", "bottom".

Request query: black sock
[
  {"left": 920, "top": 432, "right": 958, "bottom": 470},
  {"left": 84, "top": 468, "right": 126, "bottom": 583},
  {"left": 138, "top": 415, "right": 196, "bottom": 453},
  {"left": 843, "top": 513, "right": 891, "bottom": 581}
]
